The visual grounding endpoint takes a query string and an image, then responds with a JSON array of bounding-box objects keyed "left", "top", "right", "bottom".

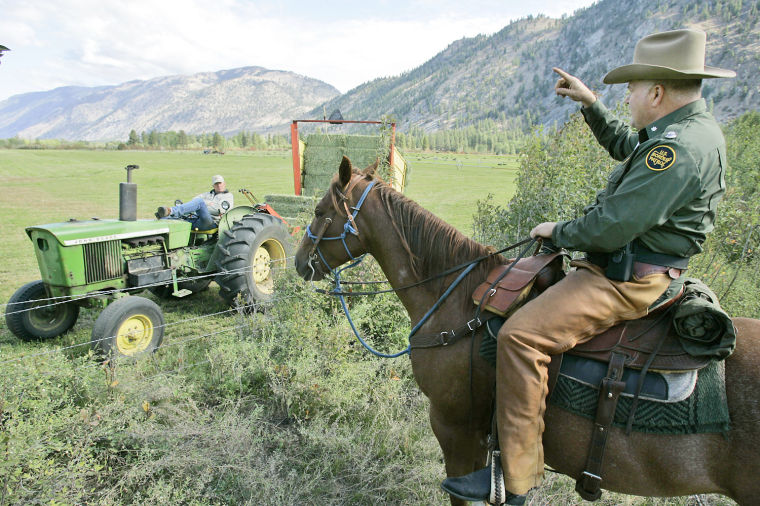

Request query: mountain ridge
[
  {"left": 1, "top": 0, "right": 758, "bottom": 141},
  {"left": 322, "top": 0, "right": 759, "bottom": 132},
  {"left": 0, "top": 66, "right": 340, "bottom": 140}
]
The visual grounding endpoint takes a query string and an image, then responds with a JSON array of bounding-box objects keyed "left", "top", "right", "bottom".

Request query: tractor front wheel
[
  {"left": 5, "top": 280, "right": 79, "bottom": 340},
  {"left": 91, "top": 296, "right": 164, "bottom": 358},
  {"left": 215, "top": 213, "right": 293, "bottom": 308}
]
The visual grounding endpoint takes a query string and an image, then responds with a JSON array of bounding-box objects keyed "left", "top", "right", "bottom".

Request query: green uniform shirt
[{"left": 552, "top": 98, "right": 727, "bottom": 257}]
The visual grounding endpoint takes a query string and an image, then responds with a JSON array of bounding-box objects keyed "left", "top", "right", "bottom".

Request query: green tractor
[{"left": 5, "top": 165, "right": 293, "bottom": 357}]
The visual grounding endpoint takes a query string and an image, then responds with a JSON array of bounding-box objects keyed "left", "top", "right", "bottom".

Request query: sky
[{"left": 0, "top": 0, "right": 597, "bottom": 102}]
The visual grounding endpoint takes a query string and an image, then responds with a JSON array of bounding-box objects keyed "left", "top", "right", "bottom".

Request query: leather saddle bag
[{"left": 472, "top": 252, "right": 566, "bottom": 317}]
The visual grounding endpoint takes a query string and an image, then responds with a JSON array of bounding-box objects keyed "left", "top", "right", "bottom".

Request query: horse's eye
[{"left": 314, "top": 207, "right": 323, "bottom": 217}]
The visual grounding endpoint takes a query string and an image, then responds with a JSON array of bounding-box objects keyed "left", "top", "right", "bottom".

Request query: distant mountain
[
  {"left": 2, "top": 0, "right": 758, "bottom": 141},
  {"left": 319, "top": 0, "right": 760, "bottom": 131},
  {"left": 0, "top": 67, "right": 339, "bottom": 141}
]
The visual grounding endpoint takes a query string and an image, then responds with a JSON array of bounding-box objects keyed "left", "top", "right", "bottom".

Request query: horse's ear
[
  {"left": 339, "top": 156, "right": 352, "bottom": 187},
  {"left": 362, "top": 158, "right": 379, "bottom": 177}
]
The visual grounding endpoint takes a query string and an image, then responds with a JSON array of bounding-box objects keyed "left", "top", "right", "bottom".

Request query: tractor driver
[
  {"left": 156, "top": 174, "right": 233, "bottom": 230},
  {"left": 441, "top": 29, "right": 734, "bottom": 505}
]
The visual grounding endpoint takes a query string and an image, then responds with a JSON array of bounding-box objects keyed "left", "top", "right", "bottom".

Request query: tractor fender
[{"left": 216, "top": 206, "right": 257, "bottom": 235}]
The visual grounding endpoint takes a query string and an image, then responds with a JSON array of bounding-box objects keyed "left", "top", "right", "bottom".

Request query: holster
[{"left": 604, "top": 243, "right": 635, "bottom": 282}]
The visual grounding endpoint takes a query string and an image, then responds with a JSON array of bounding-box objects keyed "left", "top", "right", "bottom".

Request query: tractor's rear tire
[
  {"left": 215, "top": 213, "right": 293, "bottom": 308},
  {"left": 91, "top": 296, "right": 164, "bottom": 358},
  {"left": 148, "top": 277, "right": 212, "bottom": 299},
  {"left": 5, "top": 280, "right": 79, "bottom": 340}
]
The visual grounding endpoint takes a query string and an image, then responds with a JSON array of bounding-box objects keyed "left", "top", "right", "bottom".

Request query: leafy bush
[
  {"left": 473, "top": 108, "right": 760, "bottom": 318},
  {"left": 0, "top": 269, "right": 442, "bottom": 505},
  {"left": 473, "top": 111, "right": 615, "bottom": 247}
]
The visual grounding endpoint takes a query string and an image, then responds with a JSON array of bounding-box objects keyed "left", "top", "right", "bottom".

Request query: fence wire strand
[
  {"left": 0, "top": 290, "right": 301, "bottom": 367},
  {"left": 2, "top": 257, "right": 296, "bottom": 314}
]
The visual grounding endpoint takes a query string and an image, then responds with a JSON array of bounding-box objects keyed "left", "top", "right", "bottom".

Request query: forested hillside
[{"left": 320, "top": 0, "right": 760, "bottom": 132}]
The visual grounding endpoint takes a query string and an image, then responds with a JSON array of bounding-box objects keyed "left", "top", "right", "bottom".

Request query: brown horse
[{"left": 294, "top": 157, "right": 760, "bottom": 505}]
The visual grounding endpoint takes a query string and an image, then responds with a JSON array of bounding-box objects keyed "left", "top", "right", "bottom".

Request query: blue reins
[
  {"left": 333, "top": 256, "right": 482, "bottom": 358},
  {"left": 304, "top": 179, "right": 534, "bottom": 359},
  {"left": 305, "top": 179, "right": 486, "bottom": 358}
]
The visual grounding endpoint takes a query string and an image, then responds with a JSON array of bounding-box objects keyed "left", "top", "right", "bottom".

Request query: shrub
[
  {"left": 473, "top": 111, "right": 615, "bottom": 248},
  {"left": 473, "top": 109, "right": 760, "bottom": 318}
]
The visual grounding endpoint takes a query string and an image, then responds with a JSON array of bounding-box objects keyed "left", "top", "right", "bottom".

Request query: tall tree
[
  {"left": 178, "top": 130, "right": 188, "bottom": 148},
  {"left": 212, "top": 132, "right": 223, "bottom": 149}
]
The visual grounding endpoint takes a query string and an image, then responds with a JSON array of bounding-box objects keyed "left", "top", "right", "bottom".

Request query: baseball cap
[{"left": 212, "top": 175, "right": 224, "bottom": 184}]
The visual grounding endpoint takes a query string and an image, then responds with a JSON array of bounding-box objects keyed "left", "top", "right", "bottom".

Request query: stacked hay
[
  {"left": 302, "top": 134, "right": 389, "bottom": 194},
  {"left": 263, "top": 194, "right": 318, "bottom": 226},
  {"left": 266, "top": 133, "right": 396, "bottom": 225}
]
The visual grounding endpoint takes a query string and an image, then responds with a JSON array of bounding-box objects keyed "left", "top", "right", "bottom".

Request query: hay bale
[
  {"left": 343, "top": 148, "right": 383, "bottom": 170},
  {"left": 305, "top": 134, "right": 346, "bottom": 147},
  {"left": 263, "top": 194, "right": 316, "bottom": 206},
  {"left": 344, "top": 135, "right": 384, "bottom": 150},
  {"left": 263, "top": 194, "right": 318, "bottom": 219},
  {"left": 301, "top": 133, "right": 391, "bottom": 194},
  {"left": 303, "top": 146, "right": 344, "bottom": 176},
  {"left": 303, "top": 174, "right": 334, "bottom": 194}
]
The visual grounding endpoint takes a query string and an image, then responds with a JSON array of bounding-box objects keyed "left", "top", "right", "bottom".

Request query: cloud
[{"left": 0, "top": 0, "right": 596, "bottom": 100}]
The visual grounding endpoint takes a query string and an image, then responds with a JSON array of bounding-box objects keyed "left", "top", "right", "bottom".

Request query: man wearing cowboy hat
[{"left": 442, "top": 29, "right": 735, "bottom": 505}]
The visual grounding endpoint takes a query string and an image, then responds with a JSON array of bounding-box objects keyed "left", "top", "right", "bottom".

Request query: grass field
[
  {"left": 0, "top": 149, "right": 733, "bottom": 505},
  {"left": 0, "top": 148, "right": 518, "bottom": 302}
]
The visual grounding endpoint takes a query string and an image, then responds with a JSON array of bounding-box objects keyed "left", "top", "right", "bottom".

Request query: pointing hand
[{"left": 553, "top": 67, "right": 596, "bottom": 107}]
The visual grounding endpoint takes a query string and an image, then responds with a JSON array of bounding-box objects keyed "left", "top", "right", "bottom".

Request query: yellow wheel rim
[
  {"left": 115, "top": 313, "right": 154, "bottom": 356},
  {"left": 251, "top": 239, "right": 286, "bottom": 295}
]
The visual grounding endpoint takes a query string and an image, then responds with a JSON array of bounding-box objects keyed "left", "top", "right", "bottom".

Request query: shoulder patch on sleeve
[{"left": 645, "top": 145, "right": 676, "bottom": 171}]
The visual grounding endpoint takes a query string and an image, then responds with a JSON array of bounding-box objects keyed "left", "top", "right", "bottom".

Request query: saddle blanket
[
  {"left": 558, "top": 354, "right": 697, "bottom": 403},
  {"left": 549, "top": 359, "right": 730, "bottom": 435}
]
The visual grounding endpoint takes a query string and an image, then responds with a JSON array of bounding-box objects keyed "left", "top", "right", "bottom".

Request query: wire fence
[
  {"left": 1, "top": 257, "right": 296, "bottom": 314},
  {"left": 5, "top": 224, "right": 757, "bottom": 377},
  {"left": 0, "top": 287, "right": 305, "bottom": 368},
  {"left": 0, "top": 250, "right": 321, "bottom": 379}
]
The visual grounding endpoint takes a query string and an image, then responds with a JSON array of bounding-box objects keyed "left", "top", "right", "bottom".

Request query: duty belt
[{"left": 587, "top": 241, "right": 689, "bottom": 270}]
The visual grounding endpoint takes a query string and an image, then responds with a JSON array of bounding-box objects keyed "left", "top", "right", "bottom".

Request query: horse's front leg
[{"left": 429, "top": 403, "right": 491, "bottom": 506}]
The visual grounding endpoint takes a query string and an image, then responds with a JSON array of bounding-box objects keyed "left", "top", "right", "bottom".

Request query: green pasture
[
  {"left": 0, "top": 149, "right": 517, "bottom": 301},
  {"left": 0, "top": 148, "right": 735, "bottom": 505}
]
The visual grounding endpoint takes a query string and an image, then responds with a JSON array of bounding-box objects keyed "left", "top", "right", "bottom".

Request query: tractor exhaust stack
[{"left": 119, "top": 164, "right": 139, "bottom": 221}]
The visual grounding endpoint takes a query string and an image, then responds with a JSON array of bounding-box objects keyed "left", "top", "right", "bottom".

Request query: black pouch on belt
[{"left": 605, "top": 243, "right": 634, "bottom": 281}]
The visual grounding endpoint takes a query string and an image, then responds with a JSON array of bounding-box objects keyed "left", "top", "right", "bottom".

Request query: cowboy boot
[
  {"left": 441, "top": 465, "right": 526, "bottom": 505},
  {"left": 155, "top": 206, "right": 172, "bottom": 219}
]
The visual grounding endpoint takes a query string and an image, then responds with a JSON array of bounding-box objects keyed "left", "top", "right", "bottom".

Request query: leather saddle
[
  {"left": 478, "top": 253, "right": 709, "bottom": 376},
  {"left": 476, "top": 253, "right": 711, "bottom": 502}
]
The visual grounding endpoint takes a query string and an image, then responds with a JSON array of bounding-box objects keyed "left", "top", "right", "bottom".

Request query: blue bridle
[
  {"left": 304, "top": 179, "right": 481, "bottom": 358},
  {"left": 305, "top": 180, "right": 376, "bottom": 272}
]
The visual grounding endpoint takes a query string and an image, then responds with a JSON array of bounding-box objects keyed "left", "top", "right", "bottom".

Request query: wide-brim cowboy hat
[{"left": 603, "top": 29, "right": 735, "bottom": 84}]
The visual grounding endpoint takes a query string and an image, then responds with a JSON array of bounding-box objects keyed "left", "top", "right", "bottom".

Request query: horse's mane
[{"left": 333, "top": 171, "right": 504, "bottom": 293}]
